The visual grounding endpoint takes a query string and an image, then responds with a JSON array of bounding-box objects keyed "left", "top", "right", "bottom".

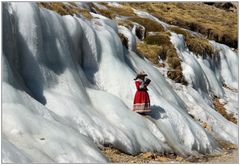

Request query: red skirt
[{"left": 133, "top": 90, "right": 151, "bottom": 113}]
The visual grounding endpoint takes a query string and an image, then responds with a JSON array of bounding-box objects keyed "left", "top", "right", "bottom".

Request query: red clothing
[{"left": 133, "top": 79, "right": 151, "bottom": 113}]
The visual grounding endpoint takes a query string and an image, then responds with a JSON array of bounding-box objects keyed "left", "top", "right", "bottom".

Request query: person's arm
[
  {"left": 139, "top": 81, "right": 145, "bottom": 89},
  {"left": 144, "top": 78, "right": 151, "bottom": 86},
  {"left": 136, "top": 80, "right": 145, "bottom": 90},
  {"left": 140, "top": 80, "right": 149, "bottom": 90}
]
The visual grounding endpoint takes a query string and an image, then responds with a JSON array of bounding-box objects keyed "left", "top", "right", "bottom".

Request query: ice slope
[
  {"left": 2, "top": 2, "right": 238, "bottom": 163},
  {"left": 169, "top": 32, "right": 238, "bottom": 144},
  {"left": 132, "top": 7, "right": 238, "bottom": 123}
]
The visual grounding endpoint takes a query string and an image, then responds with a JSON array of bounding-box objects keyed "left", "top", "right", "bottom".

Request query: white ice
[{"left": 2, "top": 2, "right": 238, "bottom": 163}]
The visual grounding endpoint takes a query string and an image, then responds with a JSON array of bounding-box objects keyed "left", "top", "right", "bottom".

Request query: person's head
[
  {"left": 134, "top": 71, "right": 148, "bottom": 80},
  {"left": 138, "top": 75, "right": 146, "bottom": 80}
]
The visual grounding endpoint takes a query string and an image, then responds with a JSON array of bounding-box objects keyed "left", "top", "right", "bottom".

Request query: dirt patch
[
  {"left": 100, "top": 139, "right": 238, "bottom": 163},
  {"left": 100, "top": 147, "right": 184, "bottom": 163}
]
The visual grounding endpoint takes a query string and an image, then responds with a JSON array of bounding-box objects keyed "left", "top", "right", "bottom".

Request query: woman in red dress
[{"left": 133, "top": 71, "right": 151, "bottom": 114}]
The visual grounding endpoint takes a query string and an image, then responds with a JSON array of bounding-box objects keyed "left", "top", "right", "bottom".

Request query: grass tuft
[{"left": 128, "top": 17, "right": 164, "bottom": 32}]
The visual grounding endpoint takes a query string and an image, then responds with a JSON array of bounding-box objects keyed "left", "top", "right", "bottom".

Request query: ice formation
[{"left": 2, "top": 2, "right": 238, "bottom": 163}]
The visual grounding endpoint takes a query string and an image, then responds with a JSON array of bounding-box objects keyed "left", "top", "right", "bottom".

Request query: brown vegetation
[
  {"left": 128, "top": 17, "right": 164, "bottom": 32},
  {"left": 213, "top": 98, "right": 237, "bottom": 124},
  {"left": 93, "top": 3, "right": 136, "bottom": 19},
  {"left": 204, "top": 2, "right": 238, "bottom": 12},
  {"left": 137, "top": 32, "right": 187, "bottom": 85},
  {"left": 170, "top": 26, "right": 217, "bottom": 57},
  {"left": 136, "top": 42, "right": 161, "bottom": 65},
  {"left": 117, "top": 20, "right": 134, "bottom": 29},
  {"left": 38, "top": 2, "right": 93, "bottom": 19},
  {"left": 144, "top": 32, "right": 179, "bottom": 66},
  {"left": 144, "top": 32, "right": 171, "bottom": 45},
  {"left": 123, "top": 2, "right": 237, "bottom": 48}
]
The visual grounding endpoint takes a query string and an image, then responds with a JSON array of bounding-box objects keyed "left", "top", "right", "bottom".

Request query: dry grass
[
  {"left": 38, "top": 2, "right": 93, "bottom": 19},
  {"left": 170, "top": 26, "right": 217, "bottom": 57},
  {"left": 137, "top": 42, "right": 161, "bottom": 65},
  {"left": 128, "top": 17, "right": 164, "bottom": 32},
  {"left": 123, "top": 2, "right": 237, "bottom": 48},
  {"left": 144, "top": 32, "right": 171, "bottom": 45},
  {"left": 213, "top": 98, "right": 237, "bottom": 124},
  {"left": 186, "top": 37, "right": 216, "bottom": 57},
  {"left": 143, "top": 32, "right": 181, "bottom": 69},
  {"left": 169, "top": 26, "right": 190, "bottom": 37},
  {"left": 136, "top": 32, "right": 187, "bottom": 85},
  {"left": 117, "top": 20, "right": 134, "bottom": 29},
  {"left": 93, "top": 3, "right": 136, "bottom": 19},
  {"left": 167, "top": 70, "right": 188, "bottom": 85}
]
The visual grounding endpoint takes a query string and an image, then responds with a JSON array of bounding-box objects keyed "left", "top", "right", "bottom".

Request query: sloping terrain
[
  {"left": 2, "top": 2, "right": 238, "bottom": 163},
  {"left": 123, "top": 2, "right": 238, "bottom": 49}
]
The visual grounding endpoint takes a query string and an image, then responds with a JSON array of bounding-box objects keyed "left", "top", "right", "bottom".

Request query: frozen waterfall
[{"left": 2, "top": 2, "right": 238, "bottom": 163}]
